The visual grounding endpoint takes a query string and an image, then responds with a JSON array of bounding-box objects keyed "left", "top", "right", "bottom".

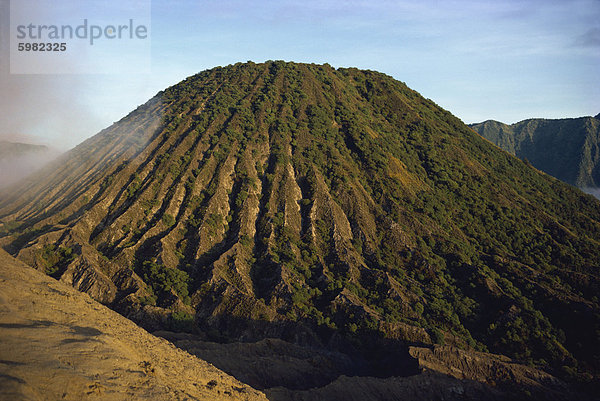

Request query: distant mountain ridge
[
  {"left": 0, "top": 140, "right": 49, "bottom": 159},
  {"left": 469, "top": 115, "right": 600, "bottom": 190},
  {"left": 0, "top": 140, "right": 61, "bottom": 188}
]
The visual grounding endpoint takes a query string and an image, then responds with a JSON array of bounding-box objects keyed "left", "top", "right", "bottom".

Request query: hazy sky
[{"left": 1, "top": 0, "right": 599, "bottom": 150}]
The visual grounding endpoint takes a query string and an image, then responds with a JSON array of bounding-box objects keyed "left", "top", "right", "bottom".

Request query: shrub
[
  {"left": 170, "top": 311, "right": 195, "bottom": 332},
  {"left": 141, "top": 260, "right": 190, "bottom": 301}
]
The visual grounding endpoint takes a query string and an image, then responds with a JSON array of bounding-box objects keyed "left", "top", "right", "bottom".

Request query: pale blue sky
[{"left": 1, "top": 0, "right": 599, "bottom": 149}]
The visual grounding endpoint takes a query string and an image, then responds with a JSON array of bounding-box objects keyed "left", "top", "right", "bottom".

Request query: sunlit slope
[{"left": 0, "top": 249, "right": 267, "bottom": 401}]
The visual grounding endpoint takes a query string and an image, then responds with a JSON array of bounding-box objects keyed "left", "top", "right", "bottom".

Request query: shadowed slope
[{"left": 470, "top": 115, "right": 600, "bottom": 189}]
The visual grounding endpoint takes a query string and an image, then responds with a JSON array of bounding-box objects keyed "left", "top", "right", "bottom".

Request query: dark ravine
[
  {"left": 155, "top": 331, "right": 575, "bottom": 400},
  {"left": 1, "top": 61, "right": 599, "bottom": 399}
]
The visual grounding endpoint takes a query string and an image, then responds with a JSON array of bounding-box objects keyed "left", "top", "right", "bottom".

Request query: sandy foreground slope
[{"left": 0, "top": 249, "right": 267, "bottom": 401}]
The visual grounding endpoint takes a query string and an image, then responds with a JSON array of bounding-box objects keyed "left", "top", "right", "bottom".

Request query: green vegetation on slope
[{"left": 1, "top": 61, "right": 599, "bottom": 388}]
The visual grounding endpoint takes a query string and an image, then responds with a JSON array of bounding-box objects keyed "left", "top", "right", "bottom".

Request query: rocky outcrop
[{"left": 408, "top": 345, "right": 570, "bottom": 398}]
